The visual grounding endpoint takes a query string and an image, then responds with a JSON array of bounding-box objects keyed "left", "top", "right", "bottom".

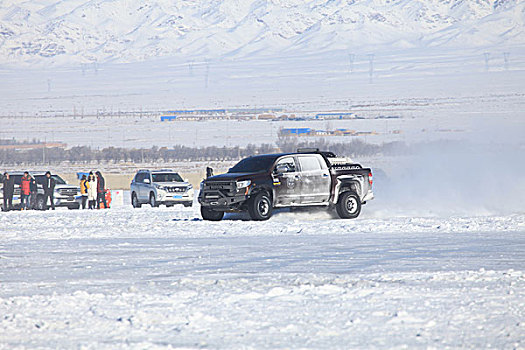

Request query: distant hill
[{"left": 0, "top": 0, "right": 523, "bottom": 66}]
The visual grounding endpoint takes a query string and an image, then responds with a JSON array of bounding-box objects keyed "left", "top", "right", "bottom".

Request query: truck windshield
[
  {"left": 228, "top": 157, "right": 275, "bottom": 173},
  {"left": 152, "top": 173, "right": 183, "bottom": 183}
]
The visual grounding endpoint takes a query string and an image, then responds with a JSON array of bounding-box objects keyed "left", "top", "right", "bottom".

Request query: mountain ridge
[{"left": 0, "top": 0, "right": 523, "bottom": 67}]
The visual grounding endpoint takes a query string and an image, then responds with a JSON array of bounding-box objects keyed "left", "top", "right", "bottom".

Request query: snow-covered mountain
[{"left": 0, "top": 0, "right": 523, "bottom": 66}]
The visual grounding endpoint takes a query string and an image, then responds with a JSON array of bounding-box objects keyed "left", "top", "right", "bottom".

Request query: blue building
[{"left": 281, "top": 128, "right": 312, "bottom": 135}]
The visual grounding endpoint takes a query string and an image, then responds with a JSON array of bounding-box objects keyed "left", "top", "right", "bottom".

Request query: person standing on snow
[
  {"left": 29, "top": 174, "right": 38, "bottom": 210},
  {"left": 42, "top": 171, "right": 56, "bottom": 210},
  {"left": 2, "top": 172, "right": 14, "bottom": 211},
  {"left": 87, "top": 172, "right": 97, "bottom": 209},
  {"left": 20, "top": 172, "right": 31, "bottom": 210},
  {"left": 96, "top": 171, "right": 108, "bottom": 209},
  {"left": 79, "top": 174, "right": 89, "bottom": 209}
]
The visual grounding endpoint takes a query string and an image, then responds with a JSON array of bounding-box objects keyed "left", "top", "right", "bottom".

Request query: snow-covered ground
[
  {"left": 1, "top": 1, "right": 525, "bottom": 348},
  {"left": 1, "top": 203, "right": 524, "bottom": 349}
]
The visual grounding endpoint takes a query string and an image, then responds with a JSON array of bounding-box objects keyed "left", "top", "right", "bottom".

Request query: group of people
[
  {"left": 79, "top": 171, "right": 108, "bottom": 210},
  {"left": 1, "top": 170, "right": 108, "bottom": 211},
  {"left": 2, "top": 171, "right": 56, "bottom": 211}
]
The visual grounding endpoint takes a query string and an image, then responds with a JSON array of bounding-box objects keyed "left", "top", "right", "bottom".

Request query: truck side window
[
  {"left": 274, "top": 157, "right": 296, "bottom": 173},
  {"left": 298, "top": 156, "right": 322, "bottom": 172}
]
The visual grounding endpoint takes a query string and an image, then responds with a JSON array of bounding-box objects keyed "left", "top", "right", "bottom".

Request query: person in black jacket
[
  {"left": 95, "top": 171, "right": 108, "bottom": 209},
  {"left": 2, "top": 172, "right": 14, "bottom": 211},
  {"left": 29, "top": 174, "right": 38, "bottom": 210},
  {"left": 42, "top": 171, "right": 56, "bottom": 210}
]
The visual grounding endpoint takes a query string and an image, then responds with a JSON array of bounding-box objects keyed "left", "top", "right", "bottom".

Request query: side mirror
[
  {"left": 144, "top": 178, "right": 150, "bottom": 184},
  {"left": 275, "top": 164, "right": 289, "bottom": 174}
]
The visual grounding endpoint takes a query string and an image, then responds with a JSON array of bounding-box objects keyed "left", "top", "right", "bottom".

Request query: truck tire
[
  {"left": 336, "top": 191, "right": 361, "bottom": 219},
  {"left": 201, "top": 207, "right": 224, "bottom": 221},
  {"left": 248, "top": 192, "right": 273, "bottom": 221},
  {"left": 149, "top": 193, "right": 158, "bottom": 207},
  {"left": 132, "top": 193, "right": 141, "bottom": 208}
]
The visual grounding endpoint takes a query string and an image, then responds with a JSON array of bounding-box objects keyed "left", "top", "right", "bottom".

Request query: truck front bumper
[{"left": 199, "top": 192, "right": 248, "bottom": 210}]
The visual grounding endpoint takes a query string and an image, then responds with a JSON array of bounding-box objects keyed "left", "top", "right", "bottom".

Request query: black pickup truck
[{"left": 198, "top": 149, "right": 374, "bottom": 221}]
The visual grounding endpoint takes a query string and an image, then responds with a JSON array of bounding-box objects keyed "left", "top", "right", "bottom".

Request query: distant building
[
  {"left": 314, "top": 112, "right": 356, "bottom": 120},
  {"left": 258, "top": 114, "right": 276, "bottom": 120},
  {"left": 280, "top": 128, "right": 312, "bottom": 136}
]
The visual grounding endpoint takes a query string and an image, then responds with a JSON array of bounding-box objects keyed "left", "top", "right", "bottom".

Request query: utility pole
[
  {"left": 348, "top": 53, "right": 355, "bottom": 73},
  {"left": 188, "top": 59, "right": 194, "bottom": 76},
  {"left": 204, "top": 59, "right": 210, "bottom": 89},
  {"left": 367, "top": 54, "right": 375, "bottom": 84},
  {"left": 484, "top": 52, "right": 490, "bottom": 72},
  {"left": 503, "top": 52, "right": 510, "bottom": 70}
]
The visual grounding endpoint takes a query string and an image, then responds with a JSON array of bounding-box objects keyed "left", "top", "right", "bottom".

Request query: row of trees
[{"left": 0, "top": 138, "right": 406, "bottom": 166}]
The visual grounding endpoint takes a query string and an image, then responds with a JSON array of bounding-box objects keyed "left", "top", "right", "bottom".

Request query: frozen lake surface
[{"left": 1, "top": 206, "right": 524, "bottom": 349}]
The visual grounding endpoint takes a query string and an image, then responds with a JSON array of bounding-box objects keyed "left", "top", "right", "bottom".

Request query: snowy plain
[
  {"left": 2, "top": 156, "right": 525, "bottom": 349},
  {"left": 1, "top": 204, "right": 525, "bottom": 349},
  {"left": 1, "top": 0, "right": 525, "bottom": 348}
]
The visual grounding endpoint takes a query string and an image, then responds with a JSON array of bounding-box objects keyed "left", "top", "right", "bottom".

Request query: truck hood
[{"left": 206, "top": 172, "right": 258, "bottom": 182}]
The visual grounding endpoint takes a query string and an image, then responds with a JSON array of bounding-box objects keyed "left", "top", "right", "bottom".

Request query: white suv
[
  {"left": 0, "top": 172, "right": 81, "bottom": 210},
  {"left": 130, "top": 169, "right": 194, "bottom": 208}
]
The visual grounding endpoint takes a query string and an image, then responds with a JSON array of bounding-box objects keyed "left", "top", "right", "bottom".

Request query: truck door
[
  {"left": 272, "top": 156, "right": 301, "bottom": 206},
  {"left": 297, "top": 155, "right": 331, "bottom": 204}
]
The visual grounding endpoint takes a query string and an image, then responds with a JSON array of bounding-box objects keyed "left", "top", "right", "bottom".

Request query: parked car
[
  {"left": 199, "top": 149, "right": 374, "bottom": 221},
  {"left": 0, "top": 172, "right": 81, "bottom": 210},
  {"left": 130, "top": 169, "right": 194, "bottom": 208}
]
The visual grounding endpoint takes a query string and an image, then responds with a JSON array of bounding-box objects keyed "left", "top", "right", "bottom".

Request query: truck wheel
[
  {"left": 132, "top": 193, "right": 141, "bottom": 208},
  {"left": 201, "top": 207, "right": 224, "bottom": 221},
  {"left": 149, "top": 193, "right": 158, "bottom": 208},
  {"left": 336, "top": 191, "right": 361, "bottom": 219},
  {"left": 35, "top": 196, "right": 45, "bottom": 211},
  {"left": 248, "top": 192, "right": 273, "bottom": 221}
]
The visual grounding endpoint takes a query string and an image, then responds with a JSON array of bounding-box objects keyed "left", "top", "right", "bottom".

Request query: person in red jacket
[{"left": 20, "top": 171, "right": 31, "bottom": 210}]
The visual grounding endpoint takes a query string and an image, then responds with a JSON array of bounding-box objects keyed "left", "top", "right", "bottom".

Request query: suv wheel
[
  {"left": 336, "top": 191, "right": 361, "bottom": 219},
  {"left": 248, "top": 192, "right": 273, "bottom": 221},
  {"left": 132, "top": 192, "right": 141, "bottom": 208},
  {"left": 201, "top": 207, "right": 224, "bottom": 221},
  {"left": 149, "top": 193, "right": 158, "bottom": 207}
]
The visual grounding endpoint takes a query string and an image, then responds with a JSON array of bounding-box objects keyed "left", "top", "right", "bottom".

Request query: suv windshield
[
  {"left": 35, "top": 175, "right": 67, "bottom": 185},
  {"left": 229, "top": 156, "right": 275, "bottom": 173},
  {"left": 152, "top": 173, "right": 183, "bottom": 183}
]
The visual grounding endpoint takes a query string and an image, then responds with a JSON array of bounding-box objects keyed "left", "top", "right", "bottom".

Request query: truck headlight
[{"left": 236, "top": 180, "right": 251, "bottom": 189}]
